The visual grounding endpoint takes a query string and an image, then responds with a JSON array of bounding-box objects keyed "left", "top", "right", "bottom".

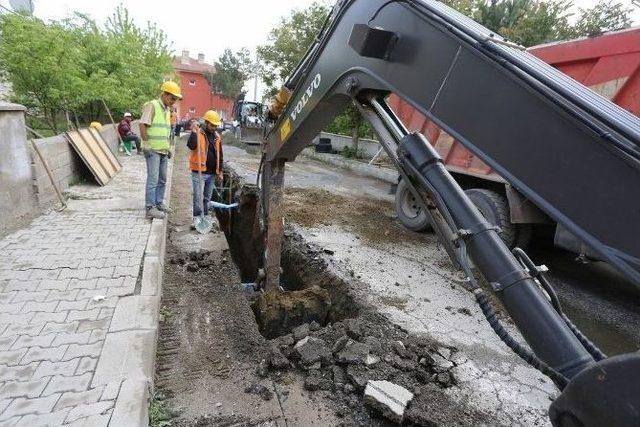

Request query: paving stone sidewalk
[{"left": 0, "top": 153, "right": 171, "bottom": 426}]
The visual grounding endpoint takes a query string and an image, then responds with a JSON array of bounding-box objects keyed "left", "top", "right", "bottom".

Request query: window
[
  {"left": 189, "top": 79, "right": 196, "bottom": 86},
  {"left": 189, "top": 107, "right": 196, "bottom": 114}
]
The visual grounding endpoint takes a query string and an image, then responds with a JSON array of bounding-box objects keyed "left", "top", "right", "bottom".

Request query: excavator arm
[{"left": 259, "top": 0, "right": 640, "bottom": 425}]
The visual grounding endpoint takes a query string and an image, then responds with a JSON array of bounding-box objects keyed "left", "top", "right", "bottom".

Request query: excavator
[{"left": 256, "top": 0, "right": 640, "bottom": 425}]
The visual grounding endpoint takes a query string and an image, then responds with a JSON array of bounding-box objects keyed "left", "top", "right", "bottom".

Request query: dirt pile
[{"left": 256, "top": 313, "right": 491, "bottom": 425}]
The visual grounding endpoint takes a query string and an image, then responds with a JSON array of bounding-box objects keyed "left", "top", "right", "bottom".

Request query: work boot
[
  {"left": 156, "top": 203, "right": 169, "bottom": 213},
  {"left": 146, "top": 207, "right": 166, "bottom": 220}
]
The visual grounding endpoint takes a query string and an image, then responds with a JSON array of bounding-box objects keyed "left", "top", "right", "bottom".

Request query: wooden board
[
  {"left": 88, "top": 127, "right": 122, "bottom": 171},
  {"left": 66, "top": 128, "right": 121, "bottom": 186}
]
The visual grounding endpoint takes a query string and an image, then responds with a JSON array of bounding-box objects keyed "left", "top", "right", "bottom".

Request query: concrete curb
[
  {"left": 300, "top": 149, "right": 398, "bottom": 184},
  {"left": 97, "top": 155, "right": 174, "bottom": 426}
]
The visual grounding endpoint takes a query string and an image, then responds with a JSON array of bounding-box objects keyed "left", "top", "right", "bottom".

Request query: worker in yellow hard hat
[
  {"left": 187, "top": 110, "right": 223, "bottom": 230},
  {"left": 139, "top": 80, "right": 182, "bottom": 219}
]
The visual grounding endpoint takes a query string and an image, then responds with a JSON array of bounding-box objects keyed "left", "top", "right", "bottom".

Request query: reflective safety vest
[
  {"left": 145, "top": 99, "right": 171, "bottom": 151},
  {"left": 189, "top": 130, "right": 221, "bottom": 174}
]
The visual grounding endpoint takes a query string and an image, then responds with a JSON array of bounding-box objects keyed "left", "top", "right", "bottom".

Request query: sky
[{"left": 3, "top": 0, "right": 639, "bottom": 99}]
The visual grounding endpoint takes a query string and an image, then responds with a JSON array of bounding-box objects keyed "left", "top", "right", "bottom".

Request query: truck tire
[
  {"left": 395, "top": 179, "right": 433, "bottom": 232},
  {"left": 465, "top": 188, "right": 517, "bottom": 248}
]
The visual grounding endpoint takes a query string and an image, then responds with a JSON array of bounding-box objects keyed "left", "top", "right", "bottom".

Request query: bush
[{"left": 340, "top": 146, "right": 366, "bottom": 159}]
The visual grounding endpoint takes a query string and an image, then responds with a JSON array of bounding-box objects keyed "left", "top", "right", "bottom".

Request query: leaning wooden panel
[
  {"left": 77, "top": 128, "right": 116, "bottom": 177},
  {"left": 65, "top": 131, "right": 109, "bottom": 185},
  {"left": 88, "top": 127, "right": 122, "bottom": 172}
]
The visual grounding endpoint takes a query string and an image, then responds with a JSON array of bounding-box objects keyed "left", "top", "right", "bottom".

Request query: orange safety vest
[{"left": 189, "top": 130, "right": 221, "bottom": 174}]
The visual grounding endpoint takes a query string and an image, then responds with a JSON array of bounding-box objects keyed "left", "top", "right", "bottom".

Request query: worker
[
  {"left": 187, "top": 110, "right": 223, "bottom": 229},
  {"left": 118, "top": 112, "right": 142, "bottom": 156},
  {"left": 139, "top": 81, "right": 181, "bottom": 220}
]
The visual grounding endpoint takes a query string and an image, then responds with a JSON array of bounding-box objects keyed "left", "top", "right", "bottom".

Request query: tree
[
  {"left": 205, "top": 48, "right": 253, "bottom": 99},
  {"left": 562, "top": 0, "right": 633, "bottom": 39},
  {"left": 257, "top": 2, "right": 330, "bottom": 92},
  {"left": 0, "top": 6, "right": 174, "bottom": 132},
  {"left": 444, "top": 0, "right": 633, "bottom": 47},
  {"left": 0, "top": 13, "right": 85, "bottom": 132}
]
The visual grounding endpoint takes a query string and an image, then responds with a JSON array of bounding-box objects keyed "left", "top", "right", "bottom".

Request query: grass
[
  {"left": 149, "top": 395, "right": 173, "bottom": 427},
  {"left": 340, "top": 146, "right": 366, "bottom": 159},
  {"left": 159, "top": 306, "right": 174, "bottom": 322}
]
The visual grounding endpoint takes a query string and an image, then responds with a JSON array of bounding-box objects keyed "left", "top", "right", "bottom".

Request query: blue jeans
[
  {"left": 192, "top": 172, "right": 216, "bottom": 216},
  {"left": 145, "top": 151, "right": 168, "bottom": 209}
]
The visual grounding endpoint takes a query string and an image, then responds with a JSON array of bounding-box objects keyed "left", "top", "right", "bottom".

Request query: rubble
[
  {"left": 364, "top": 380, "right": 414, "bottom": 424},
  {"left": 293, "top": 336, "right": 332, "bottom": 366},
  {"left": 244, "top": 383, "right": 274, "bottom": 401}
]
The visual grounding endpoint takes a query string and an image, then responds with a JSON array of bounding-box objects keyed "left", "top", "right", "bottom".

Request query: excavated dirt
[
  {"left": 153, "top": 139, "right": 494, "bottom": 426},
  {"left": 284, "top": 188, "right": 420, "bottom": 245}
]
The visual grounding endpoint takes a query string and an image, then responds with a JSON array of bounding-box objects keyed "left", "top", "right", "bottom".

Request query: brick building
[{"left": 173, "top": 50, "right": 234, "bottom": 121}]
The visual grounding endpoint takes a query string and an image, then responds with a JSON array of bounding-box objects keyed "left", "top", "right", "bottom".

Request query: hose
[
  {"left": 512, "top": 248, "right": 607, "bottom": 361},
  {"left": 474, "top": 288, "right": 570, "bottom": 390}
]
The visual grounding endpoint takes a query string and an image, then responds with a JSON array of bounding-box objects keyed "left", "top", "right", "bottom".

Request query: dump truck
[
  {"left": 257, "top": 0, "right": 640, "bottom": 425},
  {"left": 390, "top": 27, "right": 640, "bottom": 254}
]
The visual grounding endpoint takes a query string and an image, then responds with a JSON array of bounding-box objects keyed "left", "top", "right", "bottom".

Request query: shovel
[{"left": 195, "top": 141, "right": 213, "bottom": 234}]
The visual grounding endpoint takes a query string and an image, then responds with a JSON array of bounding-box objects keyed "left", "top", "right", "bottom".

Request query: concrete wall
[
  {"left": 31, "top": 122, "right": 129, "bottom": 206},
  {"left": 312, "top": 132, "right": 381, "bottom": 159},
  {"left": 0, "top": 103, "right": 38, "bottom": 234}
]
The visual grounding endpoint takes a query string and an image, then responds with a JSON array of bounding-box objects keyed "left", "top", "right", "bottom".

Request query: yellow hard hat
[
  {"left": 160, "top": 81, "right": 182, "bottom": 99},
  {"left": 89, "top": 121, "right": 103, "bottom": 131},
  {"left": 203, "top": 110, "right": 222, "bottom": 126}
]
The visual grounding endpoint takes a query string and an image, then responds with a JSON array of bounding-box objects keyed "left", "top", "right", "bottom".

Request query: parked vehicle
[
  {"left": 390, "top": 27, "right": 640, "bottom": 253},
  {"left": 232, "top": 100, "right": 264, "bottom": 145}
]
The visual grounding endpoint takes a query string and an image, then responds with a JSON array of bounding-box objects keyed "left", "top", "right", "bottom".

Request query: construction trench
[{"left": 153, "top": 137, "right": 640, "bottom": 426}]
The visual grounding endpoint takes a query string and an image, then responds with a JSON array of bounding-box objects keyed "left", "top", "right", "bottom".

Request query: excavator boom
[{"left": 259, "top": 0, "right": 640, "bottom": 425}]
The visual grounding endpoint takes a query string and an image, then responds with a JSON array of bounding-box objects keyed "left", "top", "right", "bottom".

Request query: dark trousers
[{"left": 123, "top": 134, "right": 142, "bottom": 152}]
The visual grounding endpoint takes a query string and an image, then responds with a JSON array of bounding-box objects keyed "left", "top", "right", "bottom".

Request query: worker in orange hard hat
[
  {"left": 139, "top": 80, "right": 182, "bottom": 220},
  {"left": 187, "top": 110, "right": 223, "bottom": 230}
]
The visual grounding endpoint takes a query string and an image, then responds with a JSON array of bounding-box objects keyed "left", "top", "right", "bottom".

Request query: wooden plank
[
  {"left": 83, "top": 128, "right": 121, "bottom": 174},
  {"left": 88, "top": 127, "right": 122, "bottom": 171},
  {"left": 77, "top": 129, "right": 115, "bottom": 177},
  {"left": 66, "top": 131, "right": 109, "bottom": 185}
]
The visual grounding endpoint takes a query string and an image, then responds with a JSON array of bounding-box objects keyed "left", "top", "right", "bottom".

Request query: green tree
[
  {"left": 205, "top": 48, "right": 253, "bottom": 99},
  {"left": 562, "top": 0, "right": 633, "bottom": 38},
  {"left": 0, "top": 13, "right": 85, "bottom": 132},
  {"left": 0, "top": 6, "right": 174, "bottom": 132},
  {"left": 257, "top": 2, "right": 330, "bottom": 92}
]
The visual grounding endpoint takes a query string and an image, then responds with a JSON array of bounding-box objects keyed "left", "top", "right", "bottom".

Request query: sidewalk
[{"left": 0, "top": 153, "right": 171, "bottom": 426}]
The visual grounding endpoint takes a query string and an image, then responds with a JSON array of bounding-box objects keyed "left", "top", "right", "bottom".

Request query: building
[{"left": 173, "top": 50, "right": 234, "bottom": 121}]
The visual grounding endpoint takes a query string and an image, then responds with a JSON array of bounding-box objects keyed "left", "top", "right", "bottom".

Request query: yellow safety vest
[{"left": 146, "top": 99, "right": 171, "bottom": 151}]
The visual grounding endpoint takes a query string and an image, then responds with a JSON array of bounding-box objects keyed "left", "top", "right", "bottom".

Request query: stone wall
[{"left": 0, "top": 103, "right": 38, "bottom": 234}]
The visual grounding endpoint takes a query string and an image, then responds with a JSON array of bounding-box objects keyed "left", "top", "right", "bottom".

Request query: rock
[
  {"left": 332, "top": 335, "right": 350, "bottom": 353},
  {"left": 437, "top": 346, "right": 452, "bottom": 360},
  {"left": 257, "top": 359, "right": 269, "bottom": 377},
  {"left": 344, "top": 319, "right": 361, "bottom": 339},
  {"left": 391, "top": 355, "right": 419, "bottom": 371},
  {"left": 346, "top": 365, "right": 369, "bottom": 391},
  {"left": 364, "top": 336, "right": 383, "bottom": 355},
  {"left": 430, "top": 352, "right": 454, "bottom": 373},
  {"left": 335, "top": 341, "right": 370, "bottom": 365},
  {"left": 186, "top": 263, "right": 199, "bottom": 272},
  {"left": 332, "top": 365, "right": 347, "bottom": 385},
  {"left": 343, "top": 383, "right": 355, "bottom": 394},
  {"left": 294, "top": 336, "right": 332, "bottom": 366},
  {"left": 278, "top": 334, "right": 295, "bottom": 347},
  {"left": 323, "top": 248, "right": 335, "bottom": 255},
  {"left": 436, "top": 372, "right": 454, "bottom": 387},
  {"left": 244, "top": 383, "right": 274, "bottom": 401},
  {"left": 364, "top": 380, "right": 414, "bottom": 424},
  {"left": 309, "top": 320, "right": 321, "bottom": 332},
  {"left": 304, "top": 370, "right": 333, "bottom": 391},
  {"left": 392, "top": 341, "right": 409, "bottom": 358},
  {"left": 293, "top": 323, "right": 311, "bottom": 341},
  {"left": 365, "top": 354, "right": 381, "bottom": 366},
  {"left": 268, "top": 347, "right": 290, "bottom": 370}
]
